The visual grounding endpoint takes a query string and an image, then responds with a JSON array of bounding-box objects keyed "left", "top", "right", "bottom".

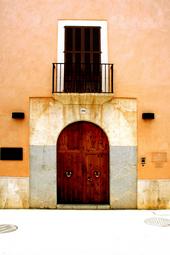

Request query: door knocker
[
  {"left": 94, "top": 170, "right": 101, "bottom": 178},
  {"left": 65, "top": 170, "right": 72, "bottom": 178}
]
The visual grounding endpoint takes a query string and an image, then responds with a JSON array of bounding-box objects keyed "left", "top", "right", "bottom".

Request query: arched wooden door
[{"left": 57, "top": 121, "right": 109, "bottom": 204}]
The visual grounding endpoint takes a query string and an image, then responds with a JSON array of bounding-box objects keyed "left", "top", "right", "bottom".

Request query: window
[
  {"left": 57, "top": 20, "right": 109, "bottom": 93},
  {"left": 64, "top": 26, "right": 101, "bottom": 64},
  {"left": 64, "top": 26, "right": 101, "bottom": 92}
]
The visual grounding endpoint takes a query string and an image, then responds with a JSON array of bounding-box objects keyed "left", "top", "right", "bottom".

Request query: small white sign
[{"left": 80, "top": 108, "right": 87, "bottom": 114}]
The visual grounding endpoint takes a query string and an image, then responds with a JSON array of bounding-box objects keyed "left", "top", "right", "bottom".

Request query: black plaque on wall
[
  {"left": 142, "top": 113, "right": 155, "bottom": 119},
  {"left": 0, "top": 148, "right": 23, "bottom": 160},
  {"left": 12, "top": 112, "right": 25, "bottom": 119}
]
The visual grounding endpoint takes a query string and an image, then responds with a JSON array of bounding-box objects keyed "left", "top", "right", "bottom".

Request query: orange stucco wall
[{"left": 0, "top": 0, "right": 170, "bottom": 178}]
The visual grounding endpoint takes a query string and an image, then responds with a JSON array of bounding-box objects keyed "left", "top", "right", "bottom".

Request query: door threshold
[{"left": 57, "top": 204, "right": 111, "bottom": 210}]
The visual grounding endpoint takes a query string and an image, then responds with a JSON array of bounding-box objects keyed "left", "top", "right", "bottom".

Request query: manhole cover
[
  {"left": 144, "top": 217, "right": 170, "bottom": 227},
  {"left": 0, "top": 224, "right": 18, "bottom": 234},
  {"left": 152, "top": 211, "right": 170, "bottom": 217}
]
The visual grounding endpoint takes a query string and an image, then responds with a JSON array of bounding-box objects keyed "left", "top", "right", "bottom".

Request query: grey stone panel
[
  {"left": 30, "top": 145, "right": 56, "bottom": 208},
  {"left": 110, "top": 146, "right": 137, "bottom": 209}
]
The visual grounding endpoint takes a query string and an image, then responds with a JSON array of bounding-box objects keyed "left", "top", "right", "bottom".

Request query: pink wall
[{"left": 0, "top": 0, "right": 169, "bottom": 178}]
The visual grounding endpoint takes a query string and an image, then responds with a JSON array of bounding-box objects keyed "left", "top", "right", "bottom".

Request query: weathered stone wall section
[
  {"left": 0, "top": 177, "right": 29, "bottom": 208},
  {"left": 30, "top": 95, "right": 137, "bottom": 209},
  {"left": 138, "top": 180, "right": 170, "bottom": 209}
]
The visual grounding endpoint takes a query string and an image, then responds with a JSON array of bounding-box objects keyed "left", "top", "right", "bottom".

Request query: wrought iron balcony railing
[{"left": 52, "top": 63, "right": 113, "bottom": 93}]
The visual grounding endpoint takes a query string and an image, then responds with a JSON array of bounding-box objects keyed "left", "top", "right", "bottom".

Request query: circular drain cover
[
  {"left": 145, "top": 217, "right": 170, "bottom": 227},
  {"left": 0, "top": 224, "right": 18, "bottom": 234}
]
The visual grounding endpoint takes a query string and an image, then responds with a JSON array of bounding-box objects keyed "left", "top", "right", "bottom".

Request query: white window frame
[{"left": 57, "top": 20, "right": 108, "bottom": 92}]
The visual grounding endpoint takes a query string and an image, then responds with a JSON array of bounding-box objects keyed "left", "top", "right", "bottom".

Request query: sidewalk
[{"left": 0, "top": 209, "right": 170, "bottom": 255}]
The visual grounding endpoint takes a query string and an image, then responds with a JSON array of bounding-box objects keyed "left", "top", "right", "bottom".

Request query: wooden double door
[{"left": 57, "top": 122, "right": 109, "bottom": 204}]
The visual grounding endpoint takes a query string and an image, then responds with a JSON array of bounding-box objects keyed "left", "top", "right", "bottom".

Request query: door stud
[{"left": 87, "top": 177, "right": 93, "bottom": 182}]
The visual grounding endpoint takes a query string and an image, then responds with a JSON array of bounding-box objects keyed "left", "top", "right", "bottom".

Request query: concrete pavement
[{"left": 0, "top": 209, "right": 170, "bottom": 255}]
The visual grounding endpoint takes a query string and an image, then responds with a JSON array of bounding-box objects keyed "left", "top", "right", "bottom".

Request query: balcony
[{"left": 52, "top": 63, "right": 113, "bottom": 93}]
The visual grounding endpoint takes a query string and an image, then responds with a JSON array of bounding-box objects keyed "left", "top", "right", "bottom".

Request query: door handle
[
  {"left": 65, "top": 170, "right": 72, "bottom": 178},
  {"left": 94, "top": 170, "right": 101, "bottom": 178}
]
